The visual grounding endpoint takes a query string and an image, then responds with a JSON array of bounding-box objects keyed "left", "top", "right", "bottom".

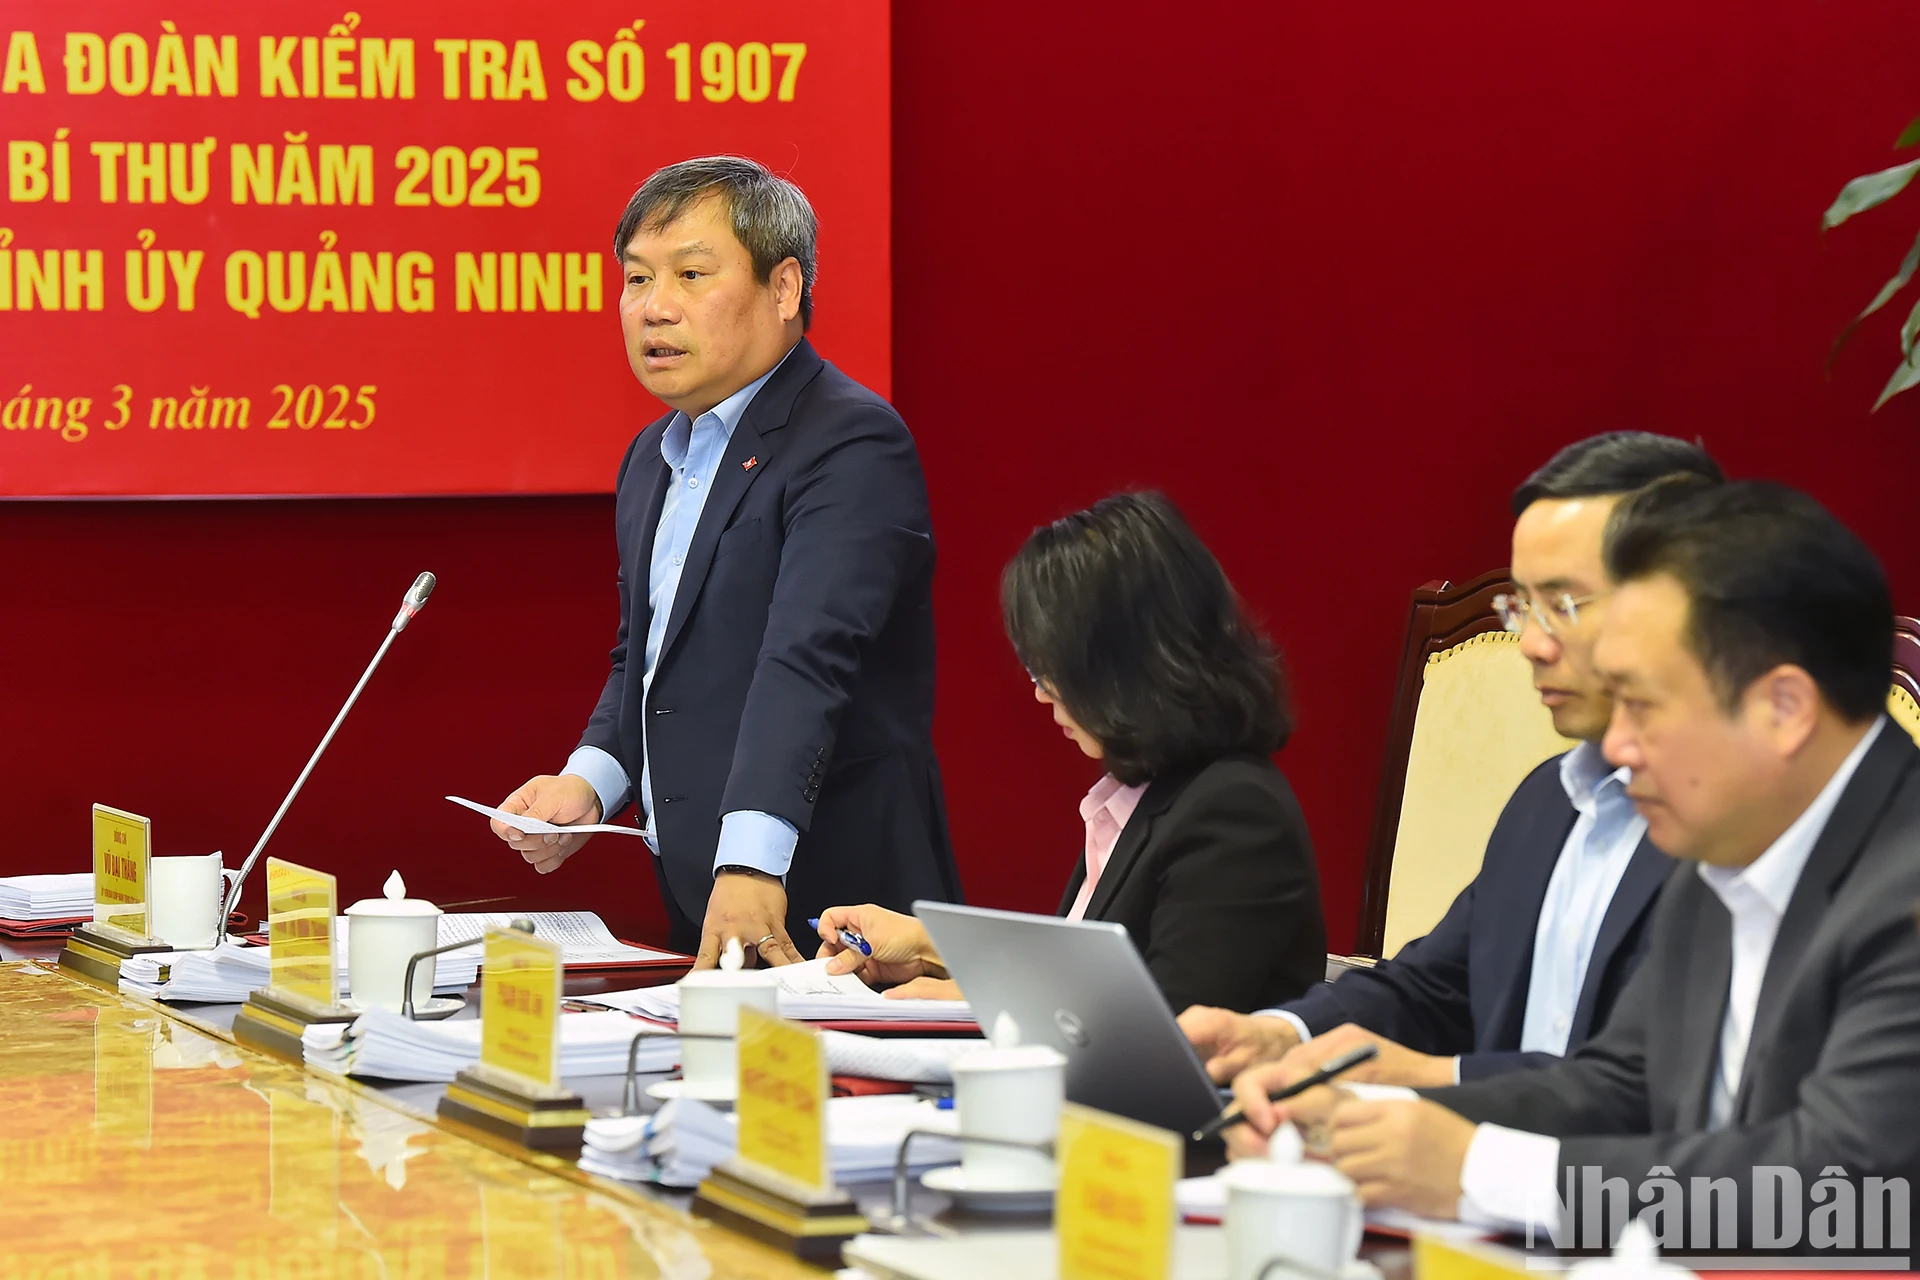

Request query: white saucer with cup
[
  {"left": 944, "top": 1012, "right": 1066, "bottom": 1200},
  {"left": 343, "top": 871, "right": 442, "bottom": 1012},
  {"left": 148, "top": 851, "right": 224, "bottom": 950},
  {"left": 672, "top": 937, "right": 779, "bottom": 1101},
  {"left": 1223, "top": 1124, "right": 1366, "bottom": 1280}
]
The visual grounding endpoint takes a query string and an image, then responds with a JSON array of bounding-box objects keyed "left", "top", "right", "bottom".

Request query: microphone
[
  {"left": 392, "top": 571, "right": 435, "bottom": 632},
  {"left": 218, "top": 572, "right": 439, "bottom": 942}
]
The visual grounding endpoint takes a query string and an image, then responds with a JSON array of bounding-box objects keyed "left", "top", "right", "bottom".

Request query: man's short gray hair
[{"left": 613, "top": 155, "right": 819, "bottom": 329}]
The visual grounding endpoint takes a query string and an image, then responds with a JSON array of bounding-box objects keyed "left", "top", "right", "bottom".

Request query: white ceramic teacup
[
  {"left": 1222, "top": 1151, "right": 1364, "bottom": 1280},
  {"left": 949, "top": 1043, "right": 1067, "bottom": 1190},
  {"left": 676, "top": 969, "right": 780, "bottom": 1099},
  {"left": 344, "top": 889, "right": 442, "bottom": 1012},
  {"left": 148, "top": 852, "right": 223, "bottom": 950}
]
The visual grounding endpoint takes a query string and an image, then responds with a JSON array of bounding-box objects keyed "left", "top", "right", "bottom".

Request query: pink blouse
[{"left": 1065, "top": 773, "right": 1149, "bottom": 921}]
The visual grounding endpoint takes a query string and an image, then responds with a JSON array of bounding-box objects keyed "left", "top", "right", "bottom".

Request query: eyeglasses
[{"left": 1492, "top": 591, "right": 1602, "bottom": 638}]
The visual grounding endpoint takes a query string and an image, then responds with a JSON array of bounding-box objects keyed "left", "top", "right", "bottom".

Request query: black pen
[{"left": 1190, "top": 1042, "right": 1380, "bottom": 1143}]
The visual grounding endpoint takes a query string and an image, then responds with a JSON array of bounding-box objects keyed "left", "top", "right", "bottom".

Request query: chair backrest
[
  {"left": 1891, "top": 616, "right": 1920, "bottom": 746},
  {"left": 1354, "top": 570, "right": 1577, "bottom": 959}
]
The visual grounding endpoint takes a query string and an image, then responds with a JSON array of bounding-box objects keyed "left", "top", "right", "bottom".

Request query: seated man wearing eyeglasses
[{"left": 1182, "top": 432, "right": 1722, "bottom": 1090}]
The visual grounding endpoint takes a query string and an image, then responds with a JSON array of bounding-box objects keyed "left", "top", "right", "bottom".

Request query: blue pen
[{"left": 807, "top": 917, "right": 873, "bottom": 957}]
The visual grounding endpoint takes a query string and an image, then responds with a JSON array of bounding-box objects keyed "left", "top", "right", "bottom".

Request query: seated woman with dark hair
[{"left": 816, "top": 491, "right": 1326, "bottom": 1015}]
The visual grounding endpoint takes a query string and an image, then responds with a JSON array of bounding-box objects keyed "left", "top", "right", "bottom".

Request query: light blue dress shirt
[
  {"left": 1516, "top": 739, "right": 1647, "bottom": 1055},
  {"left": 562, "top": 350, "right": 799, "bottom": 879},
  {"left": 1263, "top": 738, "right": 1646, "bottom": 1076}
]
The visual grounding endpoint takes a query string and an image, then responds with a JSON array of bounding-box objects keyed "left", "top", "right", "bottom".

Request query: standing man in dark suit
[
  {"left": 1233, "top": 481, "right": 1920, "bottom": 1254},
  {"left": 490, "top": 156, "right": 960, "bottom": 966},
  {"left": 1183, "top": 432, "right": 1720, "bottom": 1085}
]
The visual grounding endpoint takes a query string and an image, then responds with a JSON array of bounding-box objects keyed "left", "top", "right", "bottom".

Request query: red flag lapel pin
[{"left": 742, "top": 456, "right": 759, "bottom": 471}]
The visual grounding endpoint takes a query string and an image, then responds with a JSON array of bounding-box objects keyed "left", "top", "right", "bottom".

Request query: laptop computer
[{"left": 915, "top": 901, "right": 1226, "bottom": 1135}]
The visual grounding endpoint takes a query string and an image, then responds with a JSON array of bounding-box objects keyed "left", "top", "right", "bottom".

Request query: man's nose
[
  {"left": 1601, "top": 707, "right": 1638, "bottom": 771},
  {"left": 1518, "top": 612, "right": 1560, "bottom": 665},
  {"left": 642, "top": 279, "right": 680, "bottom": 325}
]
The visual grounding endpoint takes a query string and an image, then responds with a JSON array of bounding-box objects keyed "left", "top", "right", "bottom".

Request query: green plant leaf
[
  {"left": 1900, "top": 295, "right": 1920, "bottom": 359},
  {"left": 1872, "top": 353, "right": 1920, "bottom": 410},
  {"left": 1830, "top": 228, "right": 1920, "bottom": 368},
  {"left": 1822, "top": 159, "right": 1920, "bottom": 230},
  {"left": 1897, "top": 115, "right": 1920, "bottom": 149}
]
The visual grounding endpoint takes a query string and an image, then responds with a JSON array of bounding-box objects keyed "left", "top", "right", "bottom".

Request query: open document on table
[{"left": 580, "top": 958, "right": 976, "bottom": 1025}]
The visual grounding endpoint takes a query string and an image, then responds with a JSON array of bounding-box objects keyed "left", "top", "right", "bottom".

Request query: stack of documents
[
  {"left": 584, "top": 958, "right": 976, "bottom": 1025},
  {"left": 819, "top": 1030, "right": 977, "bottom": 1085},
  {"left": 302, "top": 1006, "right": 676, "bottom": 1081},
  {"left": 0, "top": 873, "right": 93, "bottom": 921},
  {"left": 120, "top": 940, "right": 478, "bottom": 1003},
  {"left": 581, "top": 1094, "right": 961, "bottom": 1188},
  {"left": 336, "top": 910, "right": 686, "bottom": 969}
]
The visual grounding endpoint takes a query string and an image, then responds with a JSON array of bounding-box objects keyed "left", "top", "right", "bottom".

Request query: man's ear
[
  {"left": 1747, "top": 663, "right": 1820, "bottom": 758},
  {"left": 772, "top": 258, "right": 803, "bottom": 323}
]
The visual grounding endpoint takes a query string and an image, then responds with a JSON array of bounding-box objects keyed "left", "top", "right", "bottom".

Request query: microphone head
[{"left": 392, "top": 571, "right": 437, "bottom": 631}]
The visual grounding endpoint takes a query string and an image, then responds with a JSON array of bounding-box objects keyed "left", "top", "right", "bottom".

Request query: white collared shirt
[{"left": 1457, "top": 718, "right": 1887, "bottom": 1231}]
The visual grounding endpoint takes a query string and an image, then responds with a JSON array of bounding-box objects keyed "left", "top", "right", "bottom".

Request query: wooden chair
[
  {"left": 1351, "top": 570, "right": 1576, "bottom": 959},
  {"left": 1891, "top": 616, "right": 1920, "bottom": 745}
]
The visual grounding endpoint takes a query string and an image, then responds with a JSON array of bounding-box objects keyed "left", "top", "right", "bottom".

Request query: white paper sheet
[
  {"left": 446, "top": 795, "right": 647, "bottom": 837},
  {"left": 584, "top": 958, "right": 976, "bottom": 1025}
]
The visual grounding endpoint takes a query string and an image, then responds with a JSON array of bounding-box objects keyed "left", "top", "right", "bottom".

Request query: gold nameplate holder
[
  {"left": 59, "top": 804, "right": 171, "bottom": 987},
  {"left": 437, "top": 925, "right": 590, "bottom": 1156},
  {"left": 232, "top": 858, "right": 356, "bottom": 1062},
  {"left": 691, "top": 1005, "right": 867, "bottom": 1264}
]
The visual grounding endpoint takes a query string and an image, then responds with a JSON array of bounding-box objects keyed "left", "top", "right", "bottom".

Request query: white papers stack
[
  {"left": 338, "top": 911, "right": 683, "bottom": 968},
  {"left": 585, "top": 958, "right": 975, "bottom": 1025},
  {"left": 0, "top": 873, "right": 92, "bottom": 919},
  {"left": 819, "top": 1031, "right": 978, "bottom": 1084},
  {"left": 119, "top": 940, "right": 477, "bottom": 1004},
  {"left": 302, "top": 1006, "right": 676, "bottom": 1082},
  {"left": 581, "top": 1094, "right": 961, "bottom": 1188}
]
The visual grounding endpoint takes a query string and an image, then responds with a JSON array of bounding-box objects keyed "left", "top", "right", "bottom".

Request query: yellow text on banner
[
  {"left": 91, "top": 803, "right": 151, "bottom": 938},
  {"left": 265, "top": 857, "right": 339, "bottom": 1010},
  {"left": 735, "top": 1004, "right": 830, "bottom": 1193},
  {"left": 1056, "top": 1102, "right": 1181, "bottom": 1280},
  {"left": 480, "top": 927, "right": 564, "bottom": 1092}
]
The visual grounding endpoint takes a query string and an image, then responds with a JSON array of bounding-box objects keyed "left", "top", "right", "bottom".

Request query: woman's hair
[{"left": 1001, "top": 491, "right": 1292, "bottom": 786}]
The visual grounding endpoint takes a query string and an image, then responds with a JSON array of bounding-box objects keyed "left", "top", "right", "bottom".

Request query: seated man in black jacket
[
  {"left": 1183, "top": 432, "right": 1720, "bottom": 1087},
  {"left": 1229, "top": 480, "right": 1920, "bottom": 1255}
]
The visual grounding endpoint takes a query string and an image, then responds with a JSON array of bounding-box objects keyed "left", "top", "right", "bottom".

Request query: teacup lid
[
  {"left": 1221, "top": 1151, "right": 1354, "bottom": 1196},
  {"left": 950, "top": 1043, "right": 1067, "bottom": 1072},
  {"left": 678, "top": 939, "right": 778, "bottom": 988},
  {"left": 343, "top": 870, "right": 443, "bottom": 917}
]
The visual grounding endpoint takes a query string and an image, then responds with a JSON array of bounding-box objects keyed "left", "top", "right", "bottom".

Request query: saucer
[
  {"left": 341, "top": 995, "right": 465, "bottom": 1021},
  {"left": 645, "top": 1077, "right": 737, "bottom": 1103},
  {"left": 920, "top": 1164, "right": 1055, "bottom": 1214}
]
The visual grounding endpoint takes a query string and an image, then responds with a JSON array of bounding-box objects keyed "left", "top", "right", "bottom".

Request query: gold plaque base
[
  {"left": 57, "top": 924, "right": 171, "bottom": 989},
  {"left": 232, "top": 988, "right": 355, "bottom": 1063},
  {"left": 436, "top": 1068, "right": 590, "bottom": 1157},
  {"left": 691, "top": 1160, "right": 868, "bottom": 1265}
]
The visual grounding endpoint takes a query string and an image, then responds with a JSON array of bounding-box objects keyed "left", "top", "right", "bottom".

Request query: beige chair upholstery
[
  {"left": 1890, "top": 684, "right": 1920, "bottom": 747},
  {"left": 1379, "top": 631, "right": 1577, "bottom": 958}
]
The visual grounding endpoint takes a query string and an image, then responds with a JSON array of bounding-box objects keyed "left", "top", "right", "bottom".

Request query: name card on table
[
  {"left": 265, "top": 857, "right": 339, "bottom": 1011},
  {"left": 1056, "top": 1102, "right": 1180, "bottom": 1280},
  {"left": 735, "top": 1004, "right": 830, "bottom": 1193},
  {"left": 1411, "top": 1235, "right": 1536, "bottom": 1280},
  {"left": 479, "top": 926, "right": 564, "bottom": 1093},
  {"left": 91, "top": 803, "right": 151, "bottom": 939}
]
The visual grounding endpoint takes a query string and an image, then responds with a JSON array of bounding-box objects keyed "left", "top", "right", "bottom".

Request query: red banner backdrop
[{"left": 0, "top": 2, "right": 889, "bottom": 496}]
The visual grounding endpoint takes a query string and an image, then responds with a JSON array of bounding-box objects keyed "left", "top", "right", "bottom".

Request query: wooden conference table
[{"left": 0, "top": 935, "right": 883, "bottom": 1280}]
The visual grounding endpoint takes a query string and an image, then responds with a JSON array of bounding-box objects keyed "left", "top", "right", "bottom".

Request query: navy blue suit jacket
[
  {"left": 1282, "top": 754, "right": 1673, "bottom": 1080},
  {"left": 578, "top": 339, "right": 962, "bottom": 947}
]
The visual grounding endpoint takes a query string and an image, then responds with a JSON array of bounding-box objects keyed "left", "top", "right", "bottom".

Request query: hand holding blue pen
[{"left": 808, "top": 917, "right": 873, "bottom": 957}]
